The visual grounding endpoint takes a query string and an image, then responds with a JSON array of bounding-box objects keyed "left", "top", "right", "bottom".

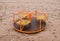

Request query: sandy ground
[{"left": 0, "top": 0, "right": 60, "bottom": 41}]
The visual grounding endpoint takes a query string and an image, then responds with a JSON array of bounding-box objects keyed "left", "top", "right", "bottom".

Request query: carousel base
[
  {"left": 14, "top": 27, "right": 45, "bottom": 34},
  {"left": 14, "top": 17, "right": 46, "bottom": 34}
]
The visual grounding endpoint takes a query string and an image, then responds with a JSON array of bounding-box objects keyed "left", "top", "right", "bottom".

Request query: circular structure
[{"left": 13, "top": 11, "right": 47, "bottom": 34}]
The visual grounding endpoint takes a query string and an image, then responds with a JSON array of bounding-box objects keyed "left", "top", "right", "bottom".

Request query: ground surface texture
[{"left": 0, "top": 0, "right": 60, "bottom": 41}]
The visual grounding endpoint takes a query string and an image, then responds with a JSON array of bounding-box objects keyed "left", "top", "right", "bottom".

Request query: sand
[{"left": 0, "top": 0, "right": 60, "bottom": 41}]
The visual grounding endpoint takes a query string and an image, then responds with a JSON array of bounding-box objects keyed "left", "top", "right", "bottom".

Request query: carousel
[{"left": 13, "top": 10, "right": 47, "bottom": 34}]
